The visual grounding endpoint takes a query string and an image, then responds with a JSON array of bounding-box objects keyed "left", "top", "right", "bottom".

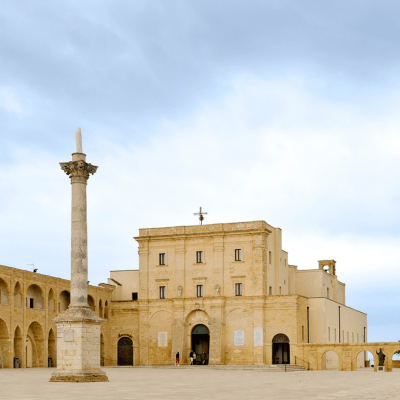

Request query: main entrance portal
[
  {"left": 118, "top": 337, "right": 133, "bottom": 366},
  {"left": 191, "top": 324, "right": 209, "bottom": 365},
  {"left": 272, "top": 333, "right": 290, "bottom": 364}
]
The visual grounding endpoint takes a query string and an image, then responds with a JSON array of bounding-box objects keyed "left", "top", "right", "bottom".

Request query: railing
[{"left": 295, "top": 356, "right": 310, "bottom": 370}]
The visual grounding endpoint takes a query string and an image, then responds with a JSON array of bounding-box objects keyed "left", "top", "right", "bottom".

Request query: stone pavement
[{"left": 1, "top": 367, "right": 400, "bottom": 400}]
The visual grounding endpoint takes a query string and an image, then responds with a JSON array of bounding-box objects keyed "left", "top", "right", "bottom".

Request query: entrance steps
[{"left": 124, "top": 364, "right": 306, "bottom": 372}]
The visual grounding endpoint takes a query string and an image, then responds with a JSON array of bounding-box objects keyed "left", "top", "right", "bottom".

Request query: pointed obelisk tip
[{"left": 75, "top": 127, "right": 83, "bottom": 153}]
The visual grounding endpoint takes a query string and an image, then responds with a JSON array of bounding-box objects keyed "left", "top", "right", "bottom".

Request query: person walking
[
  {"left": 190, "top": 351, "right": 194, "bottom": 365},
  {"left": 193, "top": 352, "right": 197, "bottom": 365},
  {"left": 201, "top": 351, "right": 206, "bottom": 365},
  {"left": 175, "top": 351, "right": 180, "bottom": 366}
]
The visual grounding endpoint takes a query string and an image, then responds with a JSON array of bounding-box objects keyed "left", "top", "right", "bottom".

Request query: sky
[{"left": 1, "top": 1, "right": 400, "bottom": 344}]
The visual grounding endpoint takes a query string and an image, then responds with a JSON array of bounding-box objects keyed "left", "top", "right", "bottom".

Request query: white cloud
[
  {"left": 1, "top": 75, "right": 399, "bottom": 340},
  {"left": 0, "top": 88, "right": 23, "bottom": 114}
]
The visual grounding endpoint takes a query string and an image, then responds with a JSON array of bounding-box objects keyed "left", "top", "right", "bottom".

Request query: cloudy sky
[{"left": 1, "top": 1, "right": 400, "bottom": 343}]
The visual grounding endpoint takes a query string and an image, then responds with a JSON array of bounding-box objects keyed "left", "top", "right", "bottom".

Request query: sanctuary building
[
  {"left": 108, "top": 220, "right": 367, "bottom": 367},
  {"left": 0, "top": 220, "right": 373, "bottom": 370}
]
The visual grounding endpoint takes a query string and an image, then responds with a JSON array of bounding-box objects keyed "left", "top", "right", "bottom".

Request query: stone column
[{"left": 50, "top": 135, "right": 108, "bottom": 382}]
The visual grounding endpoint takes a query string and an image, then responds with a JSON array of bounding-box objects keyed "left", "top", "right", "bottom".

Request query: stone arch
[
  {"left": 104, "top": 300, "right": 109, "bottom": 319},
  {"left": 321, "top": 350, "right": 340, "bottom": 370},
  {"left": 48, "top": 328, "right": 56, "bottom": 367},
  {"left": 356, "top": 349, "right": 374, "bottom": 369},
  {"left": 48, "top": 289, "right": 55, "bottom": 312},
  {"left": 0, "top": 277, "right": 9, "bottom": 305},
  {"left": 59, "top": 290, "right": 70, "bottom": 312},
  {"left": 88, "top": 295, "right": 95, "bottom": 312},
  {"left": 185, "top": 309, "right": 210, "bottom": 323},
  {"left": 100, "top": 333, "right": 105, "bottom": 366},
  {"left": 117, "top": 336, "right": 133, "bottom": 366},
  {"left": 149, "top": 310, "right": 173, "bottom": 365},
  {"left": 272, "top": 334, "right": 290, "bottom": 364},
  {"left": 14, "top": 282, "right": 22, "bottom": 308},
  {"left": 26, "top": 321, "right": 45, "bottom": 367},
  {"left": 99, "top": 299, "right": 103, "bottom": 318},
  {"left": 0, "top": 318, "right": 11, "bottom": 368},
  {"left": 14, "top": 325, "right": 23, "bottom": 367},
  {"left": 26, "top": 284, "right": 44, "bottom": 310}
]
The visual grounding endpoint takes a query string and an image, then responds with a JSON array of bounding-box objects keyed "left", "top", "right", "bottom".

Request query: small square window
[
  {"left": 159, "top": 286, "right": 166, "bottom": 299},
  {"left": 235, "top": 283, "right": 242, "bottom": 296},
  {"left": 159, "top": 253, "right": 165, "bottom": 265},
  {"left": 196, "top": 285, "right": 203, "bottom": 297},
  {"left": 196, "top": 251, "right": 203, "bottom": 263},
  {"left": 132, "top": 292, "right": 138, "bottom": 301},
  {"left": 235, "top": 249, "right": 241, "bottom": 261}
]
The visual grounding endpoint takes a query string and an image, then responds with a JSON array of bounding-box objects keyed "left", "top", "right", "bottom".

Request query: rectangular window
[
  {"left": 279, "top": 286, "right": 282, "bottom": 295},
  {"left": 269, "top": 286, "right": 272, "bottom": 295},
  {"left": 352, "top": 333, "right": 354, "bottom": 343},
  {"left": 196, "top": 251, "right": 203, "bottom": 263},
  {"left": 30, "top": 298, "right": 34, "bottom": 309},
  {"left": 159, "top": 253, "right": 165, "bottom": 265},
  {"left": 328, "top": 327, "right": 331, "bottom": 342},
  {"left": 269, "top": 251, "right": 272, "bottom": 264},
  {"left": 132, "top": 292, "right": 138, "bottom": 301},
  {"left": 235, "top": 249, "right": 241, "bottom": 261},
  {"left": 235, "top": 283, "right": 242, "bottom": 296},
  {"left": 196, "top": 285, "right": 203, "bottom": 297},
  {"left": 159, "top": 286, "right": 166, "bottom": 299},
  {"left": 302, "top": 326, "right": 304, "bottom": 341}
]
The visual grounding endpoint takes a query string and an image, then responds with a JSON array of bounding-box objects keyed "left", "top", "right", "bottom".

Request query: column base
[
  {"left": 50, "top": 306, "right": 108, "bottom": 383},
  {"left": 50, "top": 369, "right": 109, "bottom": 382}
]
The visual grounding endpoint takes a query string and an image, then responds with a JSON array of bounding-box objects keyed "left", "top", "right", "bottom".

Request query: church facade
[{"left": 108, "top": 220, "right": 367, "bottom": 367}]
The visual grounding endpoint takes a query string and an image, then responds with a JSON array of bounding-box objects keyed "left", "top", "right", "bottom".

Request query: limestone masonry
[{"left": 1, "top": 220, "right": 399, "bottom": 371}]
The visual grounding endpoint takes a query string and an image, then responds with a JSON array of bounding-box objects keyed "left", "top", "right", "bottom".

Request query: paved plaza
[{"left": 1, "top": 367, "right": 400, "bottom": 400}]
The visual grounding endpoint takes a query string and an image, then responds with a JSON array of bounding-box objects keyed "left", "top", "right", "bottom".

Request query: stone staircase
[{"left": 123, "top": 364, "right": 307, "bottom": 372}]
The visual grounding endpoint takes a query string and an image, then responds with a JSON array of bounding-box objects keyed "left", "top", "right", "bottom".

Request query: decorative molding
[{"left": 60, "top": 160, "right": 98, "bottom": 183}]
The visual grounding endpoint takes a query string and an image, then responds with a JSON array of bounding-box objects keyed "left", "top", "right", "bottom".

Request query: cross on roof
[{"left": 194, "top": 207, "right": 208, "bottom": 225}]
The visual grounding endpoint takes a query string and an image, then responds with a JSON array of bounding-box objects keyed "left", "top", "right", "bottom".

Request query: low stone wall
[{"left": 392, "top": 360, "right": 400, "bottom": 368}]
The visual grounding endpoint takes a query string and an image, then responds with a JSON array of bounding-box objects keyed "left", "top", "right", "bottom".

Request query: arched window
[{"left": 104, "top": 301, "right": 109, "bottom": 319}]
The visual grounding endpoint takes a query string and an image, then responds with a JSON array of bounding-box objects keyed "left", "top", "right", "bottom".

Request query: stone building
[
  {"left": 108, "top": 220, "right": 368, "bottom": 367},
  {"left": 1, "top": 220, "right": 383, "bottom": 370},
  {"left": 0, "top": 264, "right": 113, "bottom": 369}
]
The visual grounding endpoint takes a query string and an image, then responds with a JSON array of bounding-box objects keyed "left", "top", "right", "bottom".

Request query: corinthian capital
[{"left": 60, "top": 160, "right": 98, "bottom": 183}]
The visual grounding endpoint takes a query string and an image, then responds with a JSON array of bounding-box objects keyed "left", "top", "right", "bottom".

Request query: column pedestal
[{"left": 50, "top": 307, "right": 108, "bottom": 382}]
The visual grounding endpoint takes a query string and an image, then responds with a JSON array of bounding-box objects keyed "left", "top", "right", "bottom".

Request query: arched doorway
[
  {"left": 191, "top": 324, "right": 209, "bottom": 365},
  {"left": 48, "top": 329, "right": 56, "bottom": 367},
  {"left": 0, "top": 318, "right": 10, "bottom": 368},
  {"left": 100, "top": 333, "right": 105, "bottom": 366},
  {"left": 118, "top": 337, "right": 133, "bottom": 366},
  {"left": 272, "top": 333, "right": 290, "bottom": 364},
  {"left": 14, "top": 326, "right": 23, "bottom": 367},
  {"left": 26, "top": 322, "right": 45, "bottom": 367}
]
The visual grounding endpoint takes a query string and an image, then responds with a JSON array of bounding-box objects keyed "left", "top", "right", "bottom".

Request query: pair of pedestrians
[{"left": 189, "top": 351, "right": 197, "bottom": 365}]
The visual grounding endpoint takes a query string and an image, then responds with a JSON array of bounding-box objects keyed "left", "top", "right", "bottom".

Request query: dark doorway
[
  {"left": 191, "top": 324, "right": 209, "bottom": 365},
  {"left": 118, "top": 337, "right": 133, "bottom": 366},
  {"left": 272, "top": 333, "right": 290, "bottom": 364}
]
